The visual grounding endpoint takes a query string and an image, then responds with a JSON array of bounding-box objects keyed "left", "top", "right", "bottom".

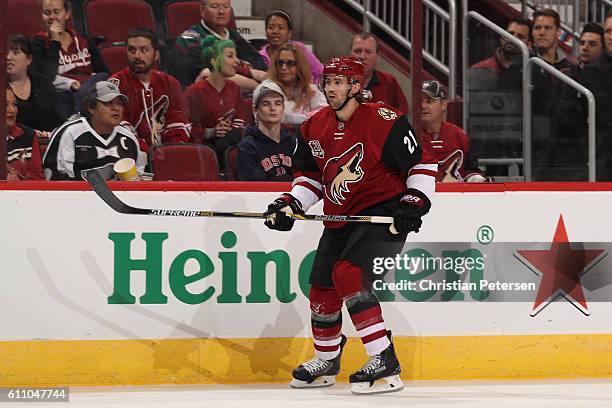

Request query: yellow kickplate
[{"left": 1, "top": 334, "right": 611, "bottom": 386}]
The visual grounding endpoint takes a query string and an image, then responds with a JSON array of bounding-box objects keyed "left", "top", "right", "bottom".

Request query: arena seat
[
  {"left": 8, "top": 0, "right": 47, "bottom": 36},
  {"left": 100, "top": 43, "right": 128, "bottom": 74},
  {"left": 84, "top": 0, "right": 156, "bottom": 45},
  {"left": 164, "top": 1, "right": 200, "bottom": 40},
  {"left": 223, "top": 145, "right": 239, "bottom": 181},
  {"left": 149, "top": 143, "right": 220, "bottom": 181}
]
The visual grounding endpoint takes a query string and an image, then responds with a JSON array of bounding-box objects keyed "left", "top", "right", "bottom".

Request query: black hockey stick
[{"left": 85, "top": 170, "right": 394, "bottom": 224}]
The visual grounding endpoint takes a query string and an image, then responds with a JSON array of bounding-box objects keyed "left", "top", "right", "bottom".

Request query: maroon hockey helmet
[{"left": 321, "top": 56, "right": 366, "bottom": 88}]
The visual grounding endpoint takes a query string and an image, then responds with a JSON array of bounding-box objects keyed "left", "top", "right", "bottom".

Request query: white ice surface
[{"left": 17, "top": 379, "right": 612, "bottom": 408}]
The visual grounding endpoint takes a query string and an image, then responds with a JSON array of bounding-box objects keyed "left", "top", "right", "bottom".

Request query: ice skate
[
  {"left": 289, "top": 334, "right": 347, "bottom": 388},
  {"left": 349, "top": 331, "right": 404, "bottom": 394}
]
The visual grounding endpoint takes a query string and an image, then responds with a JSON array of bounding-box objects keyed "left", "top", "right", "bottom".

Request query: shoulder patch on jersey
[
  {"left": 181, "top": 29, "right": 200, "bottom": 39},
  {"left": 309, "top": 140, "right": 325, "bottom": 158},
  {"left": 118, "top": 121, "right": 137, "bottom": 136},
  {"left": 378, "top": 107, "right": 397, "bottom": 120},
  {"left": 439, "top": 149, "right": 464, "bottom": 183}
]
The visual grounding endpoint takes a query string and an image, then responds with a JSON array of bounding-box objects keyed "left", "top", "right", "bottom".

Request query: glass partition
[{"left": 465, "top": 14, "right": 528, "bottom": 181}]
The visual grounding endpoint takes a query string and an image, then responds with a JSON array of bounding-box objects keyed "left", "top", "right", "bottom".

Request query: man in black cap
[{"left": 421, "top": 80, "right": 486, "bottom": 182}]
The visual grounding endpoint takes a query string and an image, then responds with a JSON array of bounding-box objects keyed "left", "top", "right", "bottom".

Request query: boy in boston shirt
[{"left": 237, "top": 80, "right": 295, "bottom": 181}]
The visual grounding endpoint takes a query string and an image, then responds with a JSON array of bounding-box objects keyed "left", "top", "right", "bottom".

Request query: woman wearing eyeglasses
[
  {"left": 268, "top": 44, "right": 327, "bottom": 126},
  {"left": 259, "top": 10, "right": 323, "bottom": 84}
]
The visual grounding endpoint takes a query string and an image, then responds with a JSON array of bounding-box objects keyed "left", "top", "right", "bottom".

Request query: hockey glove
[
  {"left": 263, "top": 194, "right": 304, "bottom": 231},
  {"left": 390, "top": 189, "right": 431, "bottom": 235}
]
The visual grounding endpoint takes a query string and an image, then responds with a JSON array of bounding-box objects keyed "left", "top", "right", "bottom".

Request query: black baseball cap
[{"left": 422, "top": 80, "right": 446, "bottom": 100}]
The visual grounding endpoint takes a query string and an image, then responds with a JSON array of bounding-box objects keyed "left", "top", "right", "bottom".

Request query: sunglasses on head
[{"left": 277, "top": 59, "right": 297, "bottom": 68}]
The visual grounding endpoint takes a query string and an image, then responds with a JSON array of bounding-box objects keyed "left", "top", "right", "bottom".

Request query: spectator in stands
[
  {"left": 577, "top": 23, "right": 605, "bottom": 73},
  {"left": 420, "top": 80, "right": 486, "bottom": 183},
  {"left": 6, "top": 88, "right": 44, "bottom": 181},
  {"left": 7, "top": 35, "right": 66, "bottom": 135},
  {"left": 530, "top": 9, "right": 579, "bottom": 180},
  {"left": 551, "top": 23, "right": 605, "bottom": 171},
  {"left": 168, "top": 0, "right": 267, "bottom": 88},
  {"left": 109, "top": 28, "right": 191, "bottom": 153},
  {"left": 470, "top": 18, "right": 531, "bottom": 88},
  {"left": 43, "top": 81, "right": 144, "bottom": 180},
  {"left": 259, "top": 10, "right": 323, "bottom": 84},
  {"left": 184, "top": 39, "right": 249, "bottom": 166},
  {"left": 532, "top": 9, "right": 575, "bottom": 74},
  {"left": 267, "top": 44, "right": 327, "bottom": 125},
  {"left": 237, "top": 80, "right": 295, "bottom": 181},
  {"left": 579, "top": 11, "right": 612, "bottom": 180},
  {"left": 32, "top": 0, "right": 109, "bottom": 114},
  {"left": 350, "top": 32, "right": 408, "bottom": 112}
]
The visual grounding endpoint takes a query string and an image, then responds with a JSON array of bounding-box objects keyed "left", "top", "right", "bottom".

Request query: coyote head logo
[
  {"left": 143, "top": 95, "right": 170, "bottom": 146},
  {"left": 323, "top": 143, "right": 364, "bottom": 205},
  {"left": 110, "top": 78, "right": 170, "bottom": 146},
  {"left": 439, "top": 149, "right": 464, "bottom": 182}
]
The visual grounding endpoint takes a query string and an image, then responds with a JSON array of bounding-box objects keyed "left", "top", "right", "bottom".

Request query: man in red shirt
[
  {"left": 264, "top": 57, "right": 436, "bottom": 394},
  {"left": 110, "top": 28, "right": 191, "bottom": 153},
  {"left": 470, "top": 18, "right": 531, "bottom": 90},
  {"left": 350, "top": 33, "right": 409, "bottom": 113},
  {"left": 421, "top": 80, "right": 486, "bottom": 182},
  {"left": 472, "top": 18, "right": 532, "bottom": 74}
]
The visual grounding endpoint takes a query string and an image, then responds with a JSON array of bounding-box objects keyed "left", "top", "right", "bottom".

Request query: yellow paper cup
[{"left": 113, "top": 158, "right": 139, "bottom": 181}]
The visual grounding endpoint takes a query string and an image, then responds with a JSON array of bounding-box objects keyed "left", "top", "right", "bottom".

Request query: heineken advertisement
[{"left": 1, "top": 186, "right": 612, "bottom": 341}]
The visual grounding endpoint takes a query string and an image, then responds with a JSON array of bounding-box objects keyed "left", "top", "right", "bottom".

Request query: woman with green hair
[
  {"left": 195, "top": 35, "right": 266, "bottom": 90},
  {"left": 185, "top": 38, "right": 250, "bottom": 167}
]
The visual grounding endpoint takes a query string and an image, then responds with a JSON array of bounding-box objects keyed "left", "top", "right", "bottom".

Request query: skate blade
[
  {"left": 289, "top": 375, "right": 336, "bottom": 389},
  {"left": 350, "top": 375, "right": 404, "bottom": 395}
]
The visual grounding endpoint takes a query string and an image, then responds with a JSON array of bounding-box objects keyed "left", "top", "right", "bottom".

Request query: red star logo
[{"left": 516, "top": 215, "right": 605, "bottom": 316}]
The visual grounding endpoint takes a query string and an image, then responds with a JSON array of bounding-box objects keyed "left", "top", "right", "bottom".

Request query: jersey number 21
[{"left": 404, "top": 131, "right": 417, "bottom": 154}]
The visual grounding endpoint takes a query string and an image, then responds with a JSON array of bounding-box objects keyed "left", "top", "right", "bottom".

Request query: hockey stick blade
[
  {"left": 86, "top": 170, "right": 263, "bottom": 218},
  {"left": 86, "top": 170, "right": 393, "bottom": 224},
  {"left": 86, "top": 170, "right": 149, "bottom": 215}
]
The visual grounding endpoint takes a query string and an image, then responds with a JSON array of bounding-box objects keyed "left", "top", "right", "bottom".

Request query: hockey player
[
  {"left": 263, "top": 56, "right": 437, "bottom": 394},
  {"left": 110, "top": 28, "right": 191, "bottom": 153}
]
